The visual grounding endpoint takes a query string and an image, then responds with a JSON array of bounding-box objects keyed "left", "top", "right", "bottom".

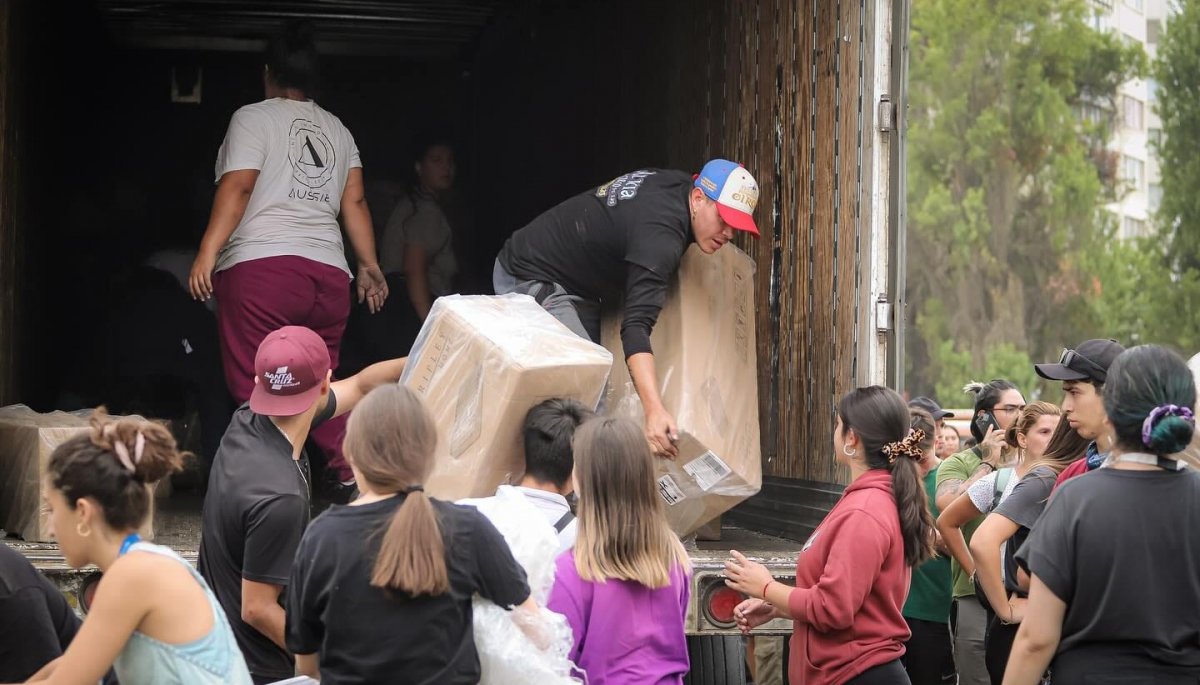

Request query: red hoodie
[{"left": 787, "top": 468, "right": 911, "bottom": 685}]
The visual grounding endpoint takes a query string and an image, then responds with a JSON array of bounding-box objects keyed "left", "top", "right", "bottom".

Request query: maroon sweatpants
[{"left": 214, "top": 255, "right": 353, "bottom": 481}]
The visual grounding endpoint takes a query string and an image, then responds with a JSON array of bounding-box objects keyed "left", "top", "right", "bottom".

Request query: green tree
[
  {"left": 1135, "top": 0, "right": 1200, "bottom": 353},
  {"left": 906, "top": 0, "right": 1143, "bottom": 399}
]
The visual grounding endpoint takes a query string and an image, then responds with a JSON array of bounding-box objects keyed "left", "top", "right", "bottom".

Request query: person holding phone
[{"left": 934, "top": 380, "right": 1026, "bottom": 685}]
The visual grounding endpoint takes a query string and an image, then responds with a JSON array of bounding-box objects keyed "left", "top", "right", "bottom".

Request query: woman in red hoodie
[{"left": 725, "top": 386, "right": 935, "bottom": 685}]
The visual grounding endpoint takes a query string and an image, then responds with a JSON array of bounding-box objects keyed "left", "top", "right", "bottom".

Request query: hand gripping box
[
  {"left": 0, "top": 405, "right": 159, "bottom": 541},
  {"left": 603, "top": 244, "right": 762, "bottom": 536},
  {"left": 402, "top": 294, "right": 613, "bottom": 501}
]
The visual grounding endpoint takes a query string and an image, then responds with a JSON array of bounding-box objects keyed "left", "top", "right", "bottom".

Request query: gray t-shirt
[
  {"left": 379, "top": 191, "right": 457, "bottom": 295},
  {"left": 1016, "top": 468, "right": 1200, "bottom": 666},
  {"left": 214, "top": 98, "right": 361, "bottom": 275},
  {"left": 993, "top": 465, "right": 1056, "bottom": 596}
]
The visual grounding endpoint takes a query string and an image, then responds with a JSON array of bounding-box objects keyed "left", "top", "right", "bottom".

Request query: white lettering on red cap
[{"left": 264, "top": 366, "right": 298, "bottom": 392}]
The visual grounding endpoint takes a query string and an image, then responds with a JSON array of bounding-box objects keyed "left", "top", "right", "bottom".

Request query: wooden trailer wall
[{"left": 470, "top": 0, "right": 898, "bottom": 527}]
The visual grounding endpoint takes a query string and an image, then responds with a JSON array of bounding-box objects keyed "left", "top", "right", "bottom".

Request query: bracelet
[
  {"left": 761, "top": 580, "right": 774, "bottom": 598},
  {"left": 979, "top": 462, "right": 996, "bottom": 473}
]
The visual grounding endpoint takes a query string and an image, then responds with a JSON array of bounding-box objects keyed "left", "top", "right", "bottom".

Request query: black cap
[
  {"left": 1034, "top": 339, "right": 1125, "bottom": 383},
  {"left": 909, "top": 396, "right": 954, "bottom": 420}
]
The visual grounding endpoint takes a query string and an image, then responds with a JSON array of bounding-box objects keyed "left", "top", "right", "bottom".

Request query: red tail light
[{"left": 704, "top": 584, "right": 745, "bottom": 627}]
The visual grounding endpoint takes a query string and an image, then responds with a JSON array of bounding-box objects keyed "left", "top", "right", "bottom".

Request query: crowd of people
[
  {"left": 4, "top": 338, "right": 1200, "bottom": 685},
  {"left": 4, "top": 14, "right": 1200, "bottom": 685}
]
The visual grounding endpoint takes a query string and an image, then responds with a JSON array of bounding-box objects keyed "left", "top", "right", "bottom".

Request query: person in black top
[
  {"left": 0, "top": 544, "right": 86, "bottom": 682},
  {"left": 494, "top": 159, "right": 760, "bottom": 457},
  {"left": 286, "top": 384, "right": 532, "bottom": 684},
  {"left": 198, "top": 325, "right": 407, "bottom": 685},
  {"left": 1007, "top": 345, "right": 1200, "bottom": 685}
]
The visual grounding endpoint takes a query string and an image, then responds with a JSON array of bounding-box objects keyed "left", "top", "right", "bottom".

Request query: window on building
[
  {"left": 1147, "top": 78, "right": 1159, "bottom": 104},
  {"left": 1149, "top": 127, "right": 1163, "bottom": 148},
  {"left": 1094, "top": 0, "right": 1114, "bottom": 9},
  {"left": 1122, "top": 95, "right": 1144, "bottom": 130},
  {"left": 1091, "top": 9, "right": 1112, "bottom": 32},
  {"left": 1149, "top": 183, "right": 1163, "bottom": 212},
  {"left": 1078, "top": 102, "right": 1107, "bottom": 126},
  {"left": 1148, "top": 18, "right": 1163, "bottom": 43},
  {"left": 1125, "top": 0, "right": 1143, "bottom": 12},
  {"left": 1122, "top": 155, "right": 1145, "bottom": 190},
  {"left": 1122, "top": 216, "right": 1147, "bottom": 240}
]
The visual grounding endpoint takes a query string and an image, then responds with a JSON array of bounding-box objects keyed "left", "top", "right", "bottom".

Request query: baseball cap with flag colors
[
  {"left": 695, "top": 159, "right": 760, "bottom": 236},
  {"left": 250, "top": 326, "right": 331, "bottom": 416}
]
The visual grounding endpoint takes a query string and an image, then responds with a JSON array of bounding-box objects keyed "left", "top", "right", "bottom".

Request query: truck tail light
[
  {"left": 702, "top": 583, "right": 745, "bottom": 628},
  {"left": 79, "top": 571, "right": 103, "bottom": 614}
]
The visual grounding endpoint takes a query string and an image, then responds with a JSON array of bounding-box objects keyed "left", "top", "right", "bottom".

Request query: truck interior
[{"left": 0, "top": 0, "right": 899, "bottom": 552}]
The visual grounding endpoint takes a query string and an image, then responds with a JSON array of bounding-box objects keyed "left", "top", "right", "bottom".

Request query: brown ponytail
[
  {"left": 342, "top": 385, "right": 448, "bottom": 596},
  {"left": 48, "top": 408, "right": 185, "bottom": 531},
  {"left": 840, "top": 387, "right": 935, "bottom": 566}
]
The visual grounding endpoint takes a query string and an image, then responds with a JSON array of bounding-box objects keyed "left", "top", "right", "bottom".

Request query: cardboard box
[
  {"left": 402, "top": 294, "right": 613, "bottom": 501},
  {"left": 0, "top": 405, "right": 158, "bottom": 542},
  {"left": 603, "top": 244, "right": 762, "bottom": 536}
]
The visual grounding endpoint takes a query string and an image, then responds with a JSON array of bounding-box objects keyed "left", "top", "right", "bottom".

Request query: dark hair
[
  {"left": 412, "top": 135, "right": 455, "bottom": 165},
  {"left": 908, "top": 407, "right": 937, "bottom": 453},
  {"left": 840, "top": 386, "right": 935, "bottom": 566},
  {"left": 963, "top": 379, "right": 1020, "bottom": 441},
  {"left": 522, "top": 398, "right": 594, "bottom": 488},
  {"left": 1104, "top": 345, "right": 1197, "bottom": 456},
  {"left": 48, "top": 409, "right": 184, "bottom": 531},
  {"left": 342, "top": 385, "right": 447, "bottom": 596},
  {"left": 266, "top": 20, "right": 319, "bottom": 93}
]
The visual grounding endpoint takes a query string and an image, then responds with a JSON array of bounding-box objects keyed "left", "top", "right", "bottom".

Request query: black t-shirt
[
  {"left": 198, "top": 394, "right": 335, "bottom": 680},
  {"left": 1016, "top": 468, "right": 1200, "bottom": 666},
  {"left": 0, "top": 544, "right": 82, "bottom": 681},
  {"left": 286, "top": 496, "right": 531, "bottom": 685},
  {"left": 993, "top": 465, "right": 1056, "bottom": 597},
  {"left": 498, "top": 169, "right": 694, "bottom": 356}
]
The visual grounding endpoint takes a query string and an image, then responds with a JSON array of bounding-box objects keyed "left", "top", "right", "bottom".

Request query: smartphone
[{"left": 974, "top": 410, "right": 1000, "bottom": 436}]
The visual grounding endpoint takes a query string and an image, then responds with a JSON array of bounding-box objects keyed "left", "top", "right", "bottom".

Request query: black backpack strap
[{"left": 553, "top": 510, "right": 575, "bottom": 533}]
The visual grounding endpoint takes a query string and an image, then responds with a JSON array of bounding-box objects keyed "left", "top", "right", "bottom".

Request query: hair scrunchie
[
  {"left": 1142, "top": 404, "right": 1195, "bottom": 447},
  {"left": 883, "top": 428, "right": 926, "bottom": 465}
]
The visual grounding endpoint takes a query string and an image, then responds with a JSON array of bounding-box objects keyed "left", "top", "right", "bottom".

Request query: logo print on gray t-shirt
[{"left": 289, "top": 118, "right": 337, "bottom": 189}]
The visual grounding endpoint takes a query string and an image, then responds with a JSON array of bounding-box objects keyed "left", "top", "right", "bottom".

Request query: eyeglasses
[
  {"left": 994, "top": 404, "right": 1026, "bottom": 415},
  {"left": 1059, "top": 348, "right": 1107, "bottom": 382}
]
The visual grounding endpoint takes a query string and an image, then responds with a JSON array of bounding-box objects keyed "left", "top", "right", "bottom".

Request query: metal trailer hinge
[
  {"left": 875, "top": 296, "right": 893, "bottom": 333},
  {"left": 877, "top": 96, "right": 894, "bottom": 133}
]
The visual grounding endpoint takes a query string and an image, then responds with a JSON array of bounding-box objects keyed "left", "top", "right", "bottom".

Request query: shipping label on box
[{"left": 604, "top": 245, "right": 762, "bottom": 535}]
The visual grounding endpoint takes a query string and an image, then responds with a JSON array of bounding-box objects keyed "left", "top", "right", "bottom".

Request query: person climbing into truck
[{"left": 493, "top": 159, "right": 760, "bottom": 459}]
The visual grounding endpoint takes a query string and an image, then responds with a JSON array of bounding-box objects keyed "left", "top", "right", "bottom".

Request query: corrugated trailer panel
[{"left": 469, "top": 0, "right": 878, "bottom": 488}]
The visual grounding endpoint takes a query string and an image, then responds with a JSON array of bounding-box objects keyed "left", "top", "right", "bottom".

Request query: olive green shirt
[{"left": 935, "top": 447, "right": 986, "bottom": 598}]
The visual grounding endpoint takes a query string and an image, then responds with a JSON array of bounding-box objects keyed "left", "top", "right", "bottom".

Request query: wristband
[{"left": 761, "top": 580, "right": 774, "bottom": 598}]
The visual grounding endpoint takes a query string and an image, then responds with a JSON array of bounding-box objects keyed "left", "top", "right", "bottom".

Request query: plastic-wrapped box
[
  {"left": 461, "top": 486, "right": 582, "bottom": 685},
  {"left": 603, "top": 244, "right": 763, "bottom": 536},
  {"left": 402, "top": 294, "right": 613, "bottom": 501},
  {"left": 0, "top": 405, "right": 158, "bottom": 541}
]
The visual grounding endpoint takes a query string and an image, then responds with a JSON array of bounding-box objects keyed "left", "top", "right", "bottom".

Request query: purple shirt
[{"left": 547, "top": 551, "right": 691, "bottom": 685}]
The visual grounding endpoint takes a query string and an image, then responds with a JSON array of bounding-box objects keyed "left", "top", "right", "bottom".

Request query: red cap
[{"left": 250, "top": 326, "right": 331, "bottom": 417}]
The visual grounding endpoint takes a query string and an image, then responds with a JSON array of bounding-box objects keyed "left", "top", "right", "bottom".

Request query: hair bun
[
  {"left": 88, "top": 409, "right": 185, "bottom": 483},
  {"left": 1146, "top": 415, "right": 1195, "bottom": 455},
  {"left": 962, "top": 381, "right": 986, "bottom": 396}
]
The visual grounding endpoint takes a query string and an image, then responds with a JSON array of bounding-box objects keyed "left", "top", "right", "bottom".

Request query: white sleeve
[
  {"left": 214, "top": 107, "right": 268, "bottom": 180},
  {"left": 966, "top": 472, "right": 997, "bottom": 513},
  {"left": 348, "top": 130, "right": 362, "bottom": 169}
]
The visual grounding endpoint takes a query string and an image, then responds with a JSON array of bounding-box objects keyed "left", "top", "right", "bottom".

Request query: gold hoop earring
[{"left": 75, "top": 521, "right": 92, "bottom": 538}]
